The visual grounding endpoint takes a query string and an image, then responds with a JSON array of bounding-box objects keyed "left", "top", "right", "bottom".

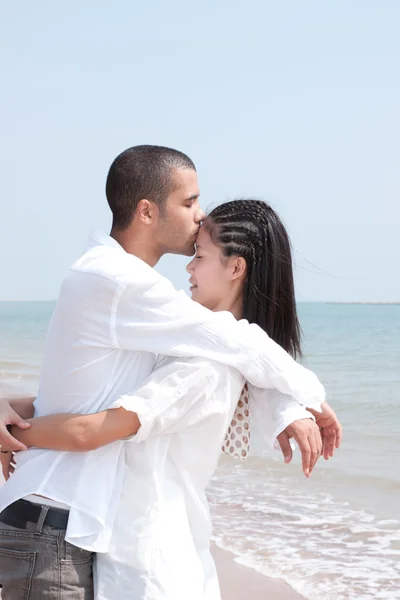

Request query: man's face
[{"left": 155, "top": 168, "right": 205, "bottom": 256}]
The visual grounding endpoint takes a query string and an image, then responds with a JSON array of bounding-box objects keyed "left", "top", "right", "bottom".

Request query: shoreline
[
  {"left": 212, "top": 544, "right": 306, "bottom": 600},
  {"left": 326, "top": 301, "right": 399, "bottom": 305}
]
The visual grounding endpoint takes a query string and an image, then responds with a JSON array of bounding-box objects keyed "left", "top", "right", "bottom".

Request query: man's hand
[
  {"left": 277, "top": 418, "right": 322, "bottom": 478},
  {"left": 307, "top": 401, "right": 342, "bottom": 460},
  {"left": 0, "top": 450, "right": 15, "bottom": 481},
  {"left": 0, "top": 399, "right": 32, "bottom": 451}
]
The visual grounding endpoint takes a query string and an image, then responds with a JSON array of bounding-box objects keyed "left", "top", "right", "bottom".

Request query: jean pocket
[
  {"left": 0, "top": 546, "right": 37, "bottom": 600},
  {"left": 62, "top": 541, "right": 94, "bottom": 566},
  {"left": 61, "top": 546, "right": 94, "bottom": 596}
]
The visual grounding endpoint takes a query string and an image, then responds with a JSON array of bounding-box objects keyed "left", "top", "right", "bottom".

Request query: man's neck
[{"left": 110, "top": 228, "right": 161, "bottom": 267}]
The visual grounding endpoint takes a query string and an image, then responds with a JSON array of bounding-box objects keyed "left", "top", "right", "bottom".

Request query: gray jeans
[{"left": 0, "top": 506, "right": 94, "bottom": 600}]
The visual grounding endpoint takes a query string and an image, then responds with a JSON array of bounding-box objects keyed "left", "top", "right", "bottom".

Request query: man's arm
[
  {"left": 109, "top": 265, "right": 325, "bottom": 410},
  {"left": 2, "top": 262, "right": 326, "bottom": 449}
]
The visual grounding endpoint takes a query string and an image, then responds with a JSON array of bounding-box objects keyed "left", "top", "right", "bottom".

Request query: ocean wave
[{"left": 208, "top": 461, "right": 400, "bottom": 600}]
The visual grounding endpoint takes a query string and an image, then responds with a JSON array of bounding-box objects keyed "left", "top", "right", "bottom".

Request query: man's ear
[
  {"left": 136, "top": 199, "right": 157, "bottom": 224},
  {"left": 231, "top": 256, "right": 247, "bottom": 281}
]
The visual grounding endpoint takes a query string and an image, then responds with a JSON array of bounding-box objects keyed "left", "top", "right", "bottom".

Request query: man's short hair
[{"left": 106, "top": 145, "right": 196, "bottom": 230}]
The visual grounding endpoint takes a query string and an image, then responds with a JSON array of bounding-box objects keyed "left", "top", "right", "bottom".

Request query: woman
[{"left": 8, "top": 200, "right": 317, "bottom": 600}]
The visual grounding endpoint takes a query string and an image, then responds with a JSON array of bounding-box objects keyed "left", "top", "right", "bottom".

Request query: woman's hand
[{"left": 277, "top": 418, "right": 323, "bottom": 478}]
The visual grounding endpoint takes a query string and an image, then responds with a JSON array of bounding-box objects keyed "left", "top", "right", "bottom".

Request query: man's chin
[
  {"left": 180, "top": 242, "right": 196, "bottom": 257},
  {"left": 165, "top": 242, "right": 195, "bottom": 257}
]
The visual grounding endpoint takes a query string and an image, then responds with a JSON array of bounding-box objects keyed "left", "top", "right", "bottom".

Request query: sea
[{"left": 0, "top": 301, "right": 399, "bottom": 600}]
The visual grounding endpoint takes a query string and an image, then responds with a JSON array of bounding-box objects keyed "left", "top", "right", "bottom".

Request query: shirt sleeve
[
  {"left": 111, "top": 263, "right": 324, "bottom": 410},
  {"left": 248, "top": 385, "right": 317, "bottom": 452},
  {"left": 107, "top": 357, "right": 244, "bottom": 442}
]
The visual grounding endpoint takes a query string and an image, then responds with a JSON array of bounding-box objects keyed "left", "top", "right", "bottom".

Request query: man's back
[
  {"left": 0, "top": 231, "right": 157, "bottom": 550},
  {"left": 36, "top": 244, "right": 156, "bottom": 417}
]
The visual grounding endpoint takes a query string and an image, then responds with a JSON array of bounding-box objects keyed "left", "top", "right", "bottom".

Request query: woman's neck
[{"left": 212, "top": 293, "right": 243, "bottom": 321}]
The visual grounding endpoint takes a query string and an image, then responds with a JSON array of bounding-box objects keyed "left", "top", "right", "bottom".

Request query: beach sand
[{"left": 213, "top": 545, "right": 306, "bottom": 600}]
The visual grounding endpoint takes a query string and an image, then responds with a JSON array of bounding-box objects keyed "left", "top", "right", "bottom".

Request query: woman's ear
[{"left": 231, "top": 256, "right": 247, "bottom": 281}]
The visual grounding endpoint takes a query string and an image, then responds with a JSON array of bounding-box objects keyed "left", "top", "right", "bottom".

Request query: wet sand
[{"left": 213, "top": 545, "right": 306, "bottom": 600}]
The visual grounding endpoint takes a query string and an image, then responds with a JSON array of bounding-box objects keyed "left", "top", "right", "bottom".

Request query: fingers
[
  {"left": 276, "top": 431, "right": 293, "bottom": 464},
  {"left": 1, "top": 454, "right": 12, "bottom": 481},
  {"left": 309, "top": 427, "right": 322, "bottom": 475},
  {"left": 322, "top": 426, "right": 336, "bottom": 460},
  {"left": 0, "top": 427, "right": 27, "bottom": 452},
  {"left": 8, "top": 408, "right": 31, "bottom": 430},
  {"left": 284, "top": 420, "right": 324, "bottom": 478},
  {"left": 300, "top": 437, "right": 312, "bottom": 478},
  {"left": 321, "top": 428, "right": 329, "bottom": 460},
  {"left": 293, "top": 427, "right": 322, "bottom": 478},
  {"left": 321, "top": 422, "right": 343, "bottom": 459},
  {"left": 335, "top": 422, "right": 343, "bottom": 448},
  {"left": 290, "top": 430, "right": 312, "bottom": 478}
]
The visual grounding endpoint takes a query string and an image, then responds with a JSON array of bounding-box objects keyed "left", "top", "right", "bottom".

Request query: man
[{"left": 0, "top": 145, "right": 341, "bottom": 599}]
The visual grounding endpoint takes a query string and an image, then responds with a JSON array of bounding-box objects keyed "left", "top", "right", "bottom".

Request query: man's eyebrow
[{"left": 185, "top": 194, "right": 199, "bottom": 202}]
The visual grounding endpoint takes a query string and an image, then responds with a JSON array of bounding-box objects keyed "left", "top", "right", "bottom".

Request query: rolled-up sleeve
[
  {"left": 249, "top": 386, "right": 316, "bottom": 451},
  {"left": 108, "top": 358, "right": 244, "bottom": 443}
]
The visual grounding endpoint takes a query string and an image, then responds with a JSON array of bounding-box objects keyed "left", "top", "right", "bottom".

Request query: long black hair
[{"left": 204, "top": 199, "right": 302, "bottom": 358}]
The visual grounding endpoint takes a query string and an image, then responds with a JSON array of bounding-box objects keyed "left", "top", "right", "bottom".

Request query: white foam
[{"left": 208, "top": 460, "right": 400, "bottom": 600}]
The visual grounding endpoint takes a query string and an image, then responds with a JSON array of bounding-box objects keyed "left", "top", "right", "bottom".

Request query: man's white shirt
[{"left": 0, "top": 231, "right": 324, "bottom": 552}]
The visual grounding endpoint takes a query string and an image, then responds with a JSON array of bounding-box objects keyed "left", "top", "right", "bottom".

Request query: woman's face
[{"left": 186, "top": 226, "right": 242, "bottom": 311}]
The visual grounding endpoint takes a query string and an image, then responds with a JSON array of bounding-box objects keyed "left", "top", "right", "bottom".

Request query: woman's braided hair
[{"left": 204, "top": 199, "right": 302, "bottom": 358}]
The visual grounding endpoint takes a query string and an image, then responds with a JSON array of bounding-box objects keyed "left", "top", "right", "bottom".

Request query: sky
[{"left": 1, "top": 1, "right": 399, "bottom": 302}]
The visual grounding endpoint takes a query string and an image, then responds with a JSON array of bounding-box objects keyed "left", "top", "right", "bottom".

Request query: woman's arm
[
  {"left": 9, "top": 357, "right": 238, "bottom": 452},
  {"left": 10, "top": 407, "right": 141, "bottom": 452}
]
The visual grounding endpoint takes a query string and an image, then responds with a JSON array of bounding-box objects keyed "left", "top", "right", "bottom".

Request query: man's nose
[{"left": 196, "top": 206, "right": 206, "bottom": 223}]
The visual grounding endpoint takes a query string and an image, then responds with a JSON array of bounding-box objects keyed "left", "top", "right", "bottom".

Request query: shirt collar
[{"left": 86, "top": 230, "right": 124, "bottom": 253}]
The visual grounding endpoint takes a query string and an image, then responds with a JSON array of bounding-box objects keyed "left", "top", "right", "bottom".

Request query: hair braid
[{"left": 204, "top": 199, "right": 302, "bottom": 358}]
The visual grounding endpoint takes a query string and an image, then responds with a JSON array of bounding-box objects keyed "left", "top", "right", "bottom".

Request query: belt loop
[{"left": 35, "top": 505, "right": 49, "bottom": 533}]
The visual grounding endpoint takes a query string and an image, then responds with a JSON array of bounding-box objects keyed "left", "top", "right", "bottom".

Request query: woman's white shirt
[
  {"left": 95, "top": 356, "right": 311, "bottom": 600},
  {"left": 96, "top": 356, "right": 243, "bottom": 600}
]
